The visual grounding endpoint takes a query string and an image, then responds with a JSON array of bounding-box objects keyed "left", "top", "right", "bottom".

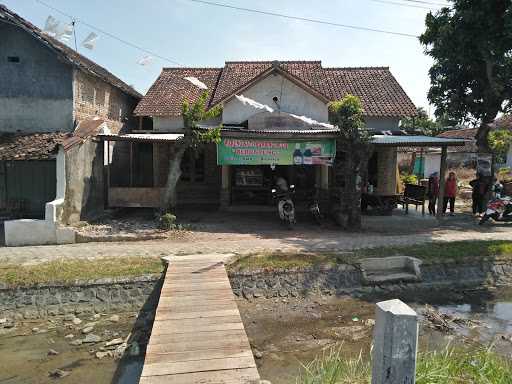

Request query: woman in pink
[{"left": 443, "top": 172, "right": 458, "bottom": 215}]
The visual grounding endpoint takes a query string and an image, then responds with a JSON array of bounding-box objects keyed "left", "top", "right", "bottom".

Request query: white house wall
[
  {"left": 154, "top": 116, "right": 184, "bottom": 132},
  {"left": 222, "top": 73, "right": 328, "bottom": 125}
]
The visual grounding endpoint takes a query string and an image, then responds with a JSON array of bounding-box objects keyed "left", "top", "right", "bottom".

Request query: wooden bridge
[{"left": 139, "top": 255, "right": 260, "bottom": 384}]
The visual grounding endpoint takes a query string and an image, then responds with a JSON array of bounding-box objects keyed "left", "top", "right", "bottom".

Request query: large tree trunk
[{"left": 161, "top": 146, "right": 186, "bottom": 213}]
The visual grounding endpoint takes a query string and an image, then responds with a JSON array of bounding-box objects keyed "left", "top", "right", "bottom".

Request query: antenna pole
[{"left": 72, "top": 19, "right": 78, "bottom": 51}]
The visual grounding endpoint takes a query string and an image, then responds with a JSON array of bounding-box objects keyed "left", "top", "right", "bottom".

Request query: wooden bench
[{"left": 399, "top": 184, "right": 427, "bottom": 215}]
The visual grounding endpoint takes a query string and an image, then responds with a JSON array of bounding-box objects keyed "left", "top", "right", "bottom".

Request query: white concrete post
[{"left": 371, "top": 299, "right": 418, "bottom": 384}]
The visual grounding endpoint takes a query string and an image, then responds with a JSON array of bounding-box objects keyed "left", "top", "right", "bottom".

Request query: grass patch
[
  {"left": 0, "top": 257, "right": 164, "bottom": 287},
  {"left": 228, "top": 240, "right": 512, "bottom": 272},
  {"left": 297, "top": 345, "right": 512, "bottom": 384}
]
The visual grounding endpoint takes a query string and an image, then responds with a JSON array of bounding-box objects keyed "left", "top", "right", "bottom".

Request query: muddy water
[
  {"left": 237, "top": 288, "right": 512, "bottom": 384},
  {"left": 0, "top": 313, "right": 148, "bottom": 384}
]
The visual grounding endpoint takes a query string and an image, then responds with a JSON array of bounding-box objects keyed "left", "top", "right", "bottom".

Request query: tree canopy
[
  {"left": 419, "top": 0, "right": 512, "bottom": 150},
  {"left": 400, "top": 107, "right": 448, "bottom": 136}
]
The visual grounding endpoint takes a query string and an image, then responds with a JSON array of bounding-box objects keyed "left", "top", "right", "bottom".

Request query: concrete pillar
[
  {"left": 220, "top": 165, "right": 231, "bottom": 208},
  {"left": 371, "top": 299, "right": 418, "bottom": 384}
]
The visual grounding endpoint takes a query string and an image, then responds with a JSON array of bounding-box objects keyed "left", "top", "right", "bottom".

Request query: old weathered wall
[
  {"left": 365, "top": 117, "right": 401, "bottom": 131},
  {"left": 376, "top": 147, "right": 398, "bottom": 195},
  {"left": 73, "top": 70, "right": 139, "bottom": 133},
  {"left": 62, "top": 139, "right": 105, "bottom": 224},
  {"left": 0, "top": 22, "right": 73, "bottom": 132}
]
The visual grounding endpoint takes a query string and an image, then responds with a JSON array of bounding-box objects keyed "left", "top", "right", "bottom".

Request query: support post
[
  {"left": 129, "top": 142, "right": 133, "bottom": 187},
  {"left": 436, "top": 146, "right": 447, "bottom": 219},
  {"left": 371, "top": 299, "right": 418, "bottom": 384},
  {"left": 220, "top": 165, "right": 231, "bottom": 209},
  {"left": 153, "top": 143, "right": 159, "bottom": 188}
]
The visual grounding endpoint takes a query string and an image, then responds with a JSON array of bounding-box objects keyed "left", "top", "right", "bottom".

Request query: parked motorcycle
[
  {"left": 272, "top": 184, "right": 296, "bottom": 229},
  {"left": 308, "top": 189, "right": 323, "bottom": 225},
  {"left": 479, "top": 196, "right": 512, "bottom": 225}
]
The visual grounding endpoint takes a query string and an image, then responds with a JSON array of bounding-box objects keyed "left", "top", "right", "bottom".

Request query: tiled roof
[
  {"left": 0, "top": 4, "right": 141, "bottom": 99},
  {"left": 437, "top": 128, "right": 478, "bottom": 153},
  {"left": 490, "top": 115, "right": 512, "bottom": 131},
  {"left": 134, "top": 68, "right": 222, "bottom": 116},
  {"left": 134, "top": 61, "right": 417, "bottom": 118},
  {"left": 63, "top": 118, "right": 107, "bottom": 151},
  {"left": 0, "top": 132, "right": 70, "bottom": 160}
]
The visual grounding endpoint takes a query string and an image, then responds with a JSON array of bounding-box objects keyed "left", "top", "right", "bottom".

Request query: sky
[{"left": 4, "top": 0, "right": 444, "bottom": 112}]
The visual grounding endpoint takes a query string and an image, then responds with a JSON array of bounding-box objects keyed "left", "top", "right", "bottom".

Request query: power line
[
  {"left": 369, "top": 0, "right": 435, "bottom": 10},
  {"left": 182, "top": 0, "right": 419, "bottom": 38},
  {"left": 399, "top": 0, "right": 450, "bottom": 6},
  {"left": 35, "top": 0, "right": 184, "bottom": 65}
]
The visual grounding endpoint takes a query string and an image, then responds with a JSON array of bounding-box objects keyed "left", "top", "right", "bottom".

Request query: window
[
  {"left": 180, "top": 149, "right": 205, "bottom": 183},
  {"left": 7, "top": 56, "right": 20, "bottom": 63},
  {"left": 95, "top": 88, "right": 105, "bottom": 106},
  {"left": 80, "top": 81, "right": 94, "bottom": 103}
]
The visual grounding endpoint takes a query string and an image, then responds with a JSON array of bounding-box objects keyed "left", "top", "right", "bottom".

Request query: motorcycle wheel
[{"left": 479, "top": 215, "right": 490, "bottom": 225}]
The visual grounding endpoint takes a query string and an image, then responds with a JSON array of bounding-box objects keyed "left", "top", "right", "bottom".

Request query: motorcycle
[
  {"left": 308, "top": 189, "right": 323, "bottom": 225},
  {"left": 479, "top": 196, "right": 512, "bottom": 225},
  {"left": 272, "top": 184, "right": 296, "bottom": 229}
]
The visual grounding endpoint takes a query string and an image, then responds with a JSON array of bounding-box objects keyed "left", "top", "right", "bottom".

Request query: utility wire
[
  {"left": 399, "top": 0, "right": 450, "bottom": 6},
  {"left": 369, "top": 0, "right": 435, "bottom": 10},
  {"left": 182, "top": 0, "right": 419, "bottom": 38},
  {"left": 35, "top": 0, "right": 184, "bottom": 65}
]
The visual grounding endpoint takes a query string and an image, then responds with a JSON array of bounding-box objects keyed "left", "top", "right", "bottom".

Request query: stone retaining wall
[
  {"left": 228, "top": 261, "right": 512, "bottom": 299},
  {"left": 0, "top": 274, "right": 163, "bottom": 320}
]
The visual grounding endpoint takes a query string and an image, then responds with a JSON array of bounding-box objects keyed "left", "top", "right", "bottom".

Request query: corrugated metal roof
[
  {"left": 99, "top": 133, "right": 184, "bottom": 142},
  {"left": 372, "top": 135, "right": 466, "bottom": 147}
]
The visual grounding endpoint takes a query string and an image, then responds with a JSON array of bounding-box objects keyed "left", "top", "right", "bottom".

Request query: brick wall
[{"left": 73, "top": 70, "right": 139, "bottom": 133}]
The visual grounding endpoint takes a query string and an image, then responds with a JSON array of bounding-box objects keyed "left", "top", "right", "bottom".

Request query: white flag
[
  {"left": 184, "top": 76, "right": 208, "bottom": 90},
  {"left": 43, "top": 15, "right": 59, "bottom": 37},
  {"left": 137, "top": 55, "right": 153, "bottom": 66},
  {"left": 82, "top": 32, "right": 98, "bottom": 50},
  {"left": 57, "top": 22, "right": 73, "bottom": 43}
]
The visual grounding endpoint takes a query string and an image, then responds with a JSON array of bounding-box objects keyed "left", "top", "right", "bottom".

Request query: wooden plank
[
  {"left": 152, "top": 315, "right": 242, "bottom": 328},
  {"left": 141, "top": 356, "right": 257, "bottom": 377},
  {"left": 159, "top": 288, "right": 234, "bottom": 298},
  {"left": 147, "top": 329, "right": 249, "bottom": 345},
  {"left": 144, "top": 348, "right": 253, "bottom": 364},
  {"left": 147, "top": 334, "right": 250, "bottom": 351},
  {"left": 151, "top": 321, "right": 245, "bottom": 336},
  {"left": 139, "top": 368, "right": 260, "bottom": 384},
  {"left": 154, "top": 308, "right": 240, "bottom": 320}
]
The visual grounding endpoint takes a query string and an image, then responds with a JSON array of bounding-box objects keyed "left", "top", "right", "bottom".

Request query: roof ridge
[
  {"left": 324, "top": 66, "right": 390, "bottom": 70},
  {"left": 162, "top": 67, "right": 223, "bottom": 70},
  {"left": 0, "top": 4, "right": 141, "bottom": 99},
  {"left": 225, "top": 60, "right": 322, "bottom": 64}
]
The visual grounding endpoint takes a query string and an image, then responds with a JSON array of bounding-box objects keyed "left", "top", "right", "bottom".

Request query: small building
[
  {"left": 0, "top": 5, "right": 141, "bottom": 245},
  {"left": 106, "top": 60, "right": 462, "bottom": 211}
]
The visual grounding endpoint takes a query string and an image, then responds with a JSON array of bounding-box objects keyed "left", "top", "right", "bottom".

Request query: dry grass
[{"left": 0, "top": 257, "right": 164, "bottom": 287}]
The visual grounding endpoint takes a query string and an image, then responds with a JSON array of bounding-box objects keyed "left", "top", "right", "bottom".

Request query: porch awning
[
  {"left": 98, "top": 133, "right": 184, "bottom": 143},
  {"left": 371, "top": 135, "right": 467, "bottom": 147}
]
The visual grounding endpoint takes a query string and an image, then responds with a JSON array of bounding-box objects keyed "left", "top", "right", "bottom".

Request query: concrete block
[
  {"left": 372, "top": 299, "right": 418, "bottom": 384},
  {"left": 359, "top": 257, "right": 422, "bottom": 285}
]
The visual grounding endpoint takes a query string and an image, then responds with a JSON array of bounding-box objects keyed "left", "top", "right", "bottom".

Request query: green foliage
[
  {"left": 419, "top": 0, "right": 512, "bottom": 149},
  {"left": 489, "top": 129, "right": 512, "bottom": 158},
  {"left": 328, "top": 95, "right": 371, "bottom": 143},
  {"left": 400, "top": 173, "right": 419, "bottom": 185},
  {"left": 158, "top": 213, "right": 177, "bottom": 230},
  {"left": 400, "top": 107, "right": 446, "bottom": 137},
  {"left": 181, "top": 91, "right": 223, "bottom": 148},
  {"left": 297, "top": 345, "right": 512, "bottom": 384}
]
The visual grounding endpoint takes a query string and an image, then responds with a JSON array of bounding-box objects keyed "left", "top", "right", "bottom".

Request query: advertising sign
[{"left": 217, "top": 138, "right": 336, "bottom": 166}]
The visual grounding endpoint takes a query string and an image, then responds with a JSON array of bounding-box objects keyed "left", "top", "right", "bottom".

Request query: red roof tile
[
  {"left": 134, "top": 61, "right": 417, "bottom": 118},
  {"left": 0, "top": 4, "right": 141, "bottom": 99},
  {"left": 0, "top": 132, "right": 70, "bottom": 160}
]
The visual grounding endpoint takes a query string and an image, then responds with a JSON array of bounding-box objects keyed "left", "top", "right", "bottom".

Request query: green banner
[{"left": 217, "top": 138, "right": 336, "bottom": 166}]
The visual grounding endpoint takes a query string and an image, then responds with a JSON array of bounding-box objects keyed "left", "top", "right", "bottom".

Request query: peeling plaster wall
[{"left": 62, "top": 140, "right": 105, "bottom": 224}]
